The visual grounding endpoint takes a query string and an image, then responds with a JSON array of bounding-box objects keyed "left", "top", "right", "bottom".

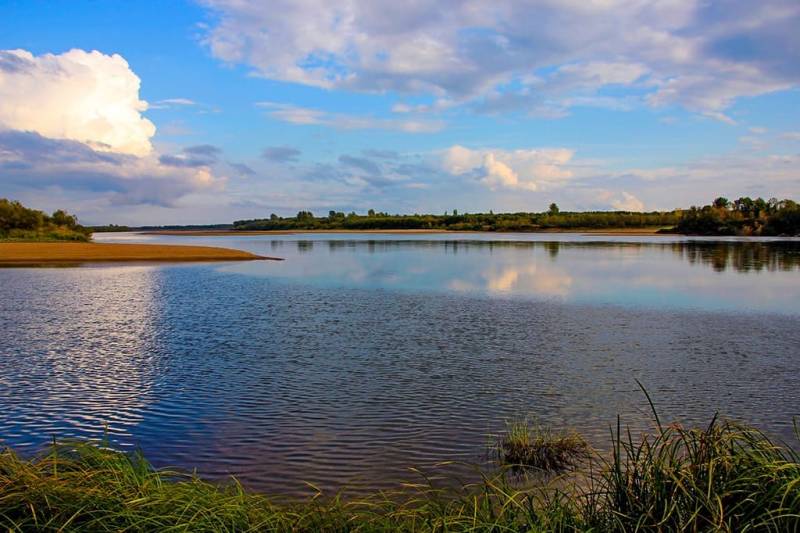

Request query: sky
[{"left": 0, "top": 0, "right": 798, "bottom": 225}]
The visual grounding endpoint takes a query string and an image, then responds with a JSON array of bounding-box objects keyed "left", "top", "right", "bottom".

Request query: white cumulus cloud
[
  {"left": 443, "top": 145, "right": 575, "bottom": 191},
  {"left": 0, "top": 49, "right": 155, "bottom": 156},
  {"left": 610, "top": 191, "right": 645, "bottom": 211},
  {"left": 0, "top": 49, "right": 225, "bottom": 208}
]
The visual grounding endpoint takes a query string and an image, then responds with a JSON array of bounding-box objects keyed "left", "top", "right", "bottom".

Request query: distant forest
[
  {"left": 0, "top": 199, "right": 90, "bottom": 242},
  {"left": 232, "top": 197, "right": 800, "bottom": 236},
  {"left": 234, "top": 205, "right": 681, "bottom": 232}
]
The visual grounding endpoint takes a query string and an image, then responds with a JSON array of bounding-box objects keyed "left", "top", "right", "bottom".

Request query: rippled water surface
[{"left": 1, "top": 233, "right": 799, "bottom": 494}]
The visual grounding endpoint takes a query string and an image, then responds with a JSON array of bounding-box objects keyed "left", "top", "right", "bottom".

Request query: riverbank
[
  {"left": 0, "top": 242, "right": 274, "bottom": 263},
  {"left": 1, "top": 415, "right": 797, "bottom": 531},
  {"left": 140, "top": 227, "right": 668, "bottom": 237}
]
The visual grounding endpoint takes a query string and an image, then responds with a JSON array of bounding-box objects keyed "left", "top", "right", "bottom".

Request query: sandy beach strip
[
  {"left": 140, "top": 229, "right": 450, "bottom": 236},
  {"left": 0, "top": 242, "right": 276, "bottom": 263}
]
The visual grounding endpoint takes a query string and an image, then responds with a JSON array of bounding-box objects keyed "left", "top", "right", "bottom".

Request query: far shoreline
[
  {"left": 137, "top": 227, "right": 672, "bottom": 237},
  {"left": 0, "top": 242, "right": 279, "bottom": 264}
]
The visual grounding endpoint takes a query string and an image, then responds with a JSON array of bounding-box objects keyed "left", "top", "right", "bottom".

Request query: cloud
[
  {"left": 200, "top": 0, "right": 800, "bottom": 117},
  {"left": 362, "top": 149, "right": 399, "bottom": 160},
  {"left": 256, "top": 102, "right": 444, "bottom": 132},
  {"left": 442, "top": 145, "right": 575, "bottom": 191},
  {"left": 262, "top": 146, "right": 301, "bottom": 162},
  {"left": 339, "top": 155, "right": 381, "bottom": 176},
  {"left": 228, "top": 162, "right": 256, "bottom": 177},
  {"left": 0, "top": 49, "right": 224, "bottom": 207},
  {"left": 0, "top": 49, "right": 155, "bottom": 156},
  {"left": 610, "top": 191, "right": 645, "bottom": 212},
  {"left": 0, "top": 130, "right": 221, "bottom": 207},
  {"left": 184, "top": 144, "right": 221, "bottom": 158},
  {"left": 158, "top": 144, "right": 221, "bottom": 168},
  {"left": 149, "top": 98, "right": 197, "bottom": 109}
]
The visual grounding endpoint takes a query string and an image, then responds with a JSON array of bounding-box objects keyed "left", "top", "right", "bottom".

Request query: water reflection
[
  {"left": 675, "top": 241, "right": 800, "bottom": 272},
  {"left": 218, "top": 239, "right": 800, "bottom": 314},
  {"left": 316, "top": 239, "right": 800, "bottom": 273},
  {"left": 450, "top": 264, "right": 573, "bottom": 297}
]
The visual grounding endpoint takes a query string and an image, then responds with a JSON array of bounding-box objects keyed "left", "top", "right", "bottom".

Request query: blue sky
[{"left": 0, "top": 0, "right": 798, "bottom": 224}]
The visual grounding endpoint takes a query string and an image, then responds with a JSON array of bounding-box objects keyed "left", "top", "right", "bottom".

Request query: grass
[
  {"left": 495, "top": 418, "right": 590, "bottom": 473},
  {"left": 1, "top": 407, "right": 799, "bottom": 530},
  {"left": 0, "top": 227, "right": 90, "bottom": 242}
]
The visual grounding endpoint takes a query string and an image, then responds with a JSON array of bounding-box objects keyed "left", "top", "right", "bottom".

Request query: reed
[
  {"left": 1, "top": 405, "right": 798, "bottom": 531},
  {"left": 495, "top": 418, "right": 590, "bottom": 473}
]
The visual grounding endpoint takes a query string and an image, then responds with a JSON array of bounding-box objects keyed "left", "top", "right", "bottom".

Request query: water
[{"left": 1, "top": 233, "right": 799, "bottom": 495}]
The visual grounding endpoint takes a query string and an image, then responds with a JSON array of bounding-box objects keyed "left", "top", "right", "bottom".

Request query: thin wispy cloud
[{"left": 256, "top": 102, "right": 445, "bottom": 133}]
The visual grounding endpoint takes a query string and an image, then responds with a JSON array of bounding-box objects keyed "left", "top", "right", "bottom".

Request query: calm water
[{"left": 1, "top": 233, "right": 799, "bottom": 495}]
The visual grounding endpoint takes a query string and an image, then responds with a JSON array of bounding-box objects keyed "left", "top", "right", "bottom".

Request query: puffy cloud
[
  {"left": 610, "top": 191, "right": 645, "bottom": 212},
  {"left": 0, "top": 49, "right": 224, "bottom": 208},
  {"left": 0, "top": 49, "right": 155, "bottom": 156},
  {"left": 199, "top": 0, "right": 800, "bottom": 117},
  {"left": 443, "top": 145, "right": 575, "bottom": 191}
]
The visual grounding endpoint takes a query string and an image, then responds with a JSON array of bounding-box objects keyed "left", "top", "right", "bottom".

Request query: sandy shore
[
  {"left": 141, "top": 227, "right": 669, "bottom": 237},
  {"left": 0, "top": 242, "right": 276, "bottom": 263},
  {"left": 141, "top": 229, "right": 450, "bottom": 236}
]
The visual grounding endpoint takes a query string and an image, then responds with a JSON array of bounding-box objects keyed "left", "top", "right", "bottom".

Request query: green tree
[
  {"left": 713, "top": 197, "right": 730, "bottom": 209},
  {"left": 548, "top": 203, "right": 560, "bottom": 215},
  {"left": 51, "top": 209, "right": 78, "bottom": 228}
]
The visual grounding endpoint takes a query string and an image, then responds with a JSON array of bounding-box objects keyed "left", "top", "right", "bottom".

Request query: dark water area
[{"left": 1, "top": 233, "right": 799, "bottom": 495}]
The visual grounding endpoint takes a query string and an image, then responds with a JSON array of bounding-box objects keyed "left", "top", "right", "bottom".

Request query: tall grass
[
  {"left": 1, "top": 409, "right": 799, "bottom": 531},
  {"left": 588, "top": 416, "right": 800, "bottom": 531}
]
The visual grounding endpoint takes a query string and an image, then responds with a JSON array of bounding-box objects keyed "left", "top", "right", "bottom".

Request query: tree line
[
  {"left": 674, "top": 197, "right": 800, "bottom": 236},
  {"left": 0, "top": 198, "right": 90, "bottom": 241},
  {"left": 234, "top": 205, "right": 681, "bottom": 232}
]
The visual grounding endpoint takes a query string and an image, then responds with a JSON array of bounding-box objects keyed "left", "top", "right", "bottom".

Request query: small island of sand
[{"left": 0, "top": 242, "right": 275, "bottom": 264}]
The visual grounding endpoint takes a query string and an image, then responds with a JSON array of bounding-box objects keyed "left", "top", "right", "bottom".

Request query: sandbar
[{"left": 0, "top": 242, "right": 276, "bottom": 263}]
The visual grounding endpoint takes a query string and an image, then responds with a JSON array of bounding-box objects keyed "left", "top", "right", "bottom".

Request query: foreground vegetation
[
  {"left": 0, "top": 198, "right": 90, "bottom": 242},
  {"left": 2, "top": 410, "right": 798, "bottom": 531},
  {"left": 675, "top": 197, "right": 800, "bottom": 236}
]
